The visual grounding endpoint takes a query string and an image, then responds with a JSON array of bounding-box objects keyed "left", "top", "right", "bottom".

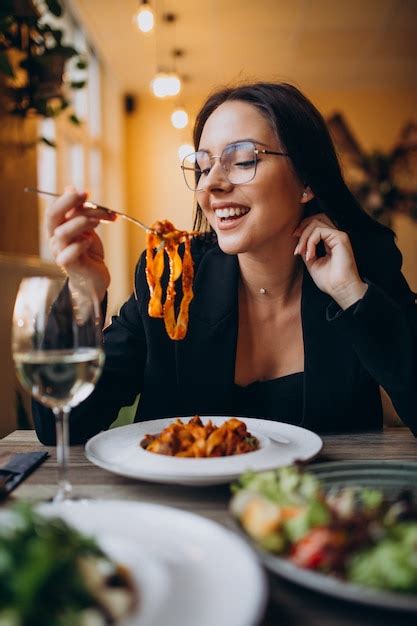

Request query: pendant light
[{"left": 133, "top": 0, "right": 154, "bottom": 34}]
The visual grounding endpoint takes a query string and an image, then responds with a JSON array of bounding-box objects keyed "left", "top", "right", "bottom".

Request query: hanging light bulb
[
  {"left": 171, "top": 107, "right": 188, "bottom": 129},
  {"left": 151, "top": 71, "right": 181, "bottom": 98},
  {"left": 178, "top": 143, "right": 194, "bottom": 162},
  {"left": 133, "top": 0, "right": 154, "bottom": 33}
]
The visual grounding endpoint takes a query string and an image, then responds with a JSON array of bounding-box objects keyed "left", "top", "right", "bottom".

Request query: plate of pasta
[{"left": 85, "top": 416, "right": 322, "bottom": 485}]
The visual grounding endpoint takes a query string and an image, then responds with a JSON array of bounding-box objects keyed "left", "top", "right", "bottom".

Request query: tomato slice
[{"left": 290, "top": 527, "right": 347, "bottom": 569}]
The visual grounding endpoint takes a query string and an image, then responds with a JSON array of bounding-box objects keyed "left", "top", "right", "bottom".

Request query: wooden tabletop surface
[{"left": 1, "top": 427, "right": 417, "bottom": 626}]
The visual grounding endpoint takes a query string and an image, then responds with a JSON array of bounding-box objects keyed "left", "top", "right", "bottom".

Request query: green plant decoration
[
  {"left": 0, "top": 0, "right": 88, "bottom": 146},
  {"left": 353, "top": 149, "right": 417, "bottom": 224},
  {"left": 327, "top": 113, "right": 417, "bottom": 225}
]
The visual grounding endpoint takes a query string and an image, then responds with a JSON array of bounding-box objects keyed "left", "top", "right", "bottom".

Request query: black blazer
[{"left": 33, "top": 230, "right": 417, "bottom": 444}]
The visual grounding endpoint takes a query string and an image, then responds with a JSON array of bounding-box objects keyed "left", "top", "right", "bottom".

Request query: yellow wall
[
  {"left": 307, "top": 87, "right": 417, "bottom": 151},
  {"left": 125, "top": 87, "right": 417, "bottom": 290}
]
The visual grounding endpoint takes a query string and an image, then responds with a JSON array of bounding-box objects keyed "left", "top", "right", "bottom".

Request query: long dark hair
[{"left": 192, "top": 82, "right": 391, "bottom": 238}]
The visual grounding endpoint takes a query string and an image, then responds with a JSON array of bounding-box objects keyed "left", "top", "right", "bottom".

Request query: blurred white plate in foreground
[{"left": 39, "top": 499, "right": 266, "bottom": 626}]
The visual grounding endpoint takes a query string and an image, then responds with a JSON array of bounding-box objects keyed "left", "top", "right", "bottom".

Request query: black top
[
  {"left": 32, "top": 230, "right": 417, "bottom": 445},
  {"left": 233, "top": 372, "right": 304, "bottom": 425}
]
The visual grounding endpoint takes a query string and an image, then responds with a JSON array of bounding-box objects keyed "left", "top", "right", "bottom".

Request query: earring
[{"left": 302, "top": 191, "right": 308, "bottom": 197}]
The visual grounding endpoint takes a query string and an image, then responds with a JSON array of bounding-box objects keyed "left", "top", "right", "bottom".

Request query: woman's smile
[{"left": 212, "top": 201, "right": 251, "bottom": 229}]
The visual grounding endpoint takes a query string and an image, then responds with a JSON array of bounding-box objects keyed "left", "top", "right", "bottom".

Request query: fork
[{"left": 24, "top": 187, "right": 156, "bottom": 234}]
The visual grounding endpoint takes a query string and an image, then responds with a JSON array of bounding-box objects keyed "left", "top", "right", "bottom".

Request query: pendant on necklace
[{"left": 259, "top": 287, "right": 267, "bottom": 295}]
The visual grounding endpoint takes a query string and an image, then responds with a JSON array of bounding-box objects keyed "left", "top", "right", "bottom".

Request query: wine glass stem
[{"left": 52, "top": 406, "right": 72, "bottom": 502}]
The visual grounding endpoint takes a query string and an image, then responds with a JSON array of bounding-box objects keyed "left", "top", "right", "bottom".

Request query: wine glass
[{"left": 12, "top": 277, "right": 105, "bottom": 502}]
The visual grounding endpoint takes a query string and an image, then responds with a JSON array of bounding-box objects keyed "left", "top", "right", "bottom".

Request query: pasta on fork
[{"left": 145, "top": 220, "right": 195, "bottom": 341}]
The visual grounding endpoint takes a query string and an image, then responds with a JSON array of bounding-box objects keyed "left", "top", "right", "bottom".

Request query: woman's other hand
[
  {"left": 47, "top": 186, "right": 111, "bottom": 303},
  {"left": 293, "top": 213, "right": 368, "bottom": 309}
]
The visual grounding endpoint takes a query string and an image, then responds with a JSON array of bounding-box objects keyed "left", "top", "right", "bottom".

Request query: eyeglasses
[{"left": 181, "top": 140, "right": 290, "bottom": 191}]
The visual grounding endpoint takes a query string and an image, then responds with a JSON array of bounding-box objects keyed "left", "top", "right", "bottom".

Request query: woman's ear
[{"left": 300, "top": 186, "right": 314, "bottom": 203}]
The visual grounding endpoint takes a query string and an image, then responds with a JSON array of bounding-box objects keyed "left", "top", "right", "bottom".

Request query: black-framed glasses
[{"left": 181, "top": 140, "right": 290, "bottom": 191}]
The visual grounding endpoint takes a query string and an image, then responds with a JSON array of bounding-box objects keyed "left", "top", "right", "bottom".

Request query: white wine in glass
[{"left": 12, "top": 277, "right": 104, "bottom": 502}]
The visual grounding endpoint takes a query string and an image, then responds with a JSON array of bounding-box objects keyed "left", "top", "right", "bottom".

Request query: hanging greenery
[{"left": 0, "top": 0, "right": 88, "bottom": 146}]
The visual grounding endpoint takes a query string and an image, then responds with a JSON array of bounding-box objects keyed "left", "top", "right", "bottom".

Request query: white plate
[
  {"left": 85, "top": 416, "right": 323, "bottom": 485},
  {"left": 37, "top": 499, "right": 266, "bottom": 626}
]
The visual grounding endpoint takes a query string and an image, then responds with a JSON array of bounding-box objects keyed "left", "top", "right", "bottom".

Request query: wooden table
[{"left": 1, "top": 428, "right": 417, "bottom": 626}]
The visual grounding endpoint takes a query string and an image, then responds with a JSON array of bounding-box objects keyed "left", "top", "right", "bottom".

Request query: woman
[{"left": 34, "top": 82, "right": 417, "bottom": 444}]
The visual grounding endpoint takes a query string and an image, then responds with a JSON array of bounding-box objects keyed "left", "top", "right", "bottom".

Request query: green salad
[
  {"left": 231, "top": 466, "right": 417, "bottom": 593},
  {"left": 0, "top": 505, "right": 136, "bottom": 626}
]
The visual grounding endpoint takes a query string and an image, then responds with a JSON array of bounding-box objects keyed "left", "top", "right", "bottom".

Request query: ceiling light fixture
[
  {"left": 171, "top": 107, "right": 188, "bottom": 129},
  {"left": 133, "top": 0, "right": 154, "bottom": 34},
  {"left": 178, "top": 143, "right": 194, "bottom": 162},
  {"left": 151, "top": 71, "right": 181, "bottom": 98},
  {"left": 150, "top": 13, "right": 183, "bottom": 99}
]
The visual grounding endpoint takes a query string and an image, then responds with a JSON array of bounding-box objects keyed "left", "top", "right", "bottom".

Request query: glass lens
[
  {"left": 181, "top": 142, "right": 257, "bottom": 190},
  {"left": 222, "top": 142, "right": 256, "bottom": 185},
  {"left": 182, "top": 151, "right": 210, "bottom": 191}
]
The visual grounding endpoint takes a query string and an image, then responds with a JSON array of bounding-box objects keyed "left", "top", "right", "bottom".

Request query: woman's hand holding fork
[{"left": 47, "top": 187, "right": 112, "bottom": 304}]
